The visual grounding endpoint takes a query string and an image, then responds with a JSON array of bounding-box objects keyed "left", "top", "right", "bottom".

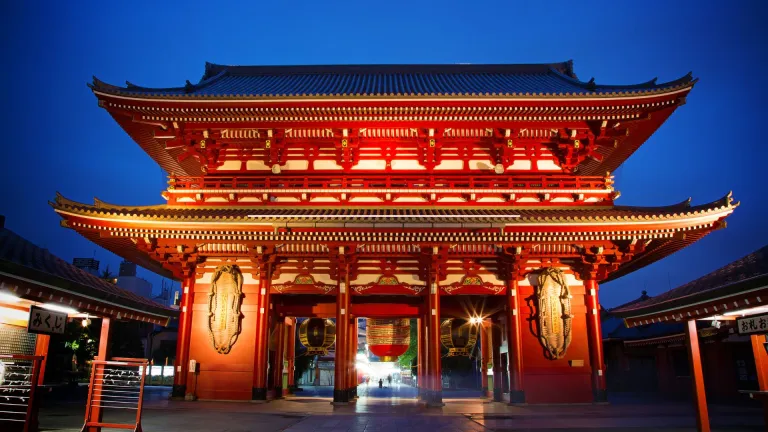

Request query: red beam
[{"left": 350, "top": 302, "right": 421, "bottom": 318}]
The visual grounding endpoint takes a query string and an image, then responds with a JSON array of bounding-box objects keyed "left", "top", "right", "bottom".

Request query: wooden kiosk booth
[
  {"left": 0, "top": 215, "right": 177, "bottom": 431},
  {"left": 612, "top": 245, "right": 768, "bottom": 432}
]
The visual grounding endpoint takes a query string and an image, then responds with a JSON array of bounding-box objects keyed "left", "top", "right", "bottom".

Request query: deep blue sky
[{"left": 1, "top": 1, "right": 766, "bottom": 307}]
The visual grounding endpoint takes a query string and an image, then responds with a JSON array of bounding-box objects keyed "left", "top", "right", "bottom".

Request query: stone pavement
[{"left": 37, "top": 385, "right": 766, "bottom": 431}]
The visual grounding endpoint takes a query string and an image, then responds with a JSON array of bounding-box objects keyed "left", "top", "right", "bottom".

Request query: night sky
[{"left": 1, "top": 1, "right": 766, "bottom": 308}]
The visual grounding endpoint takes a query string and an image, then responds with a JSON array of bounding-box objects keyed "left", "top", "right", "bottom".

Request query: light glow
[
  {"left": 41, "top": 303, "right": 79, "bottom": 315},
  {"left": 0, "top": 292, "right": 21, "bottom": 303},
  {"left": 469, "top": 316, "right": 483, "bottom": 325},
  {"left": 0, "top": 306, "right": 28, "bottom": 322},
  {"left": 723, "top": 305, "right": 768, "bottom": 317}
]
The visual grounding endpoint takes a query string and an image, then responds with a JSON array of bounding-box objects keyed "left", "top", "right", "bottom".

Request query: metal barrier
[
  {"left": 81, "top": 357, "right": 148, "bottom": 432},
  {"left": 0, "top": 354, "right": 43, "bottom": 432}
]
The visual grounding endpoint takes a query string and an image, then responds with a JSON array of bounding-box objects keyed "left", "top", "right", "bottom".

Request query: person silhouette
[{"left": 378, "top": 378, "right": 383, "bottom": 388}]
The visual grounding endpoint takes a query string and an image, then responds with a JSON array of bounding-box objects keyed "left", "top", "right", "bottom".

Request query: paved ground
[{"left": 37, "top": 385, "right": 766, "bottom": 431}]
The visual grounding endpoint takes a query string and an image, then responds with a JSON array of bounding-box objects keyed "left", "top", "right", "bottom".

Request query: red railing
[
  {"left": 0, "top": 354, "right": 43, "bottom": 432},
  {"left": 81, "top": 357, "right": 148, "bottom": 432},
  {"left": 170, "top": 174, "right": 609, "bottom": 191}
]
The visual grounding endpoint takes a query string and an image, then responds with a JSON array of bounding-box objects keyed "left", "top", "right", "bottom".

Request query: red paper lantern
[{"left": 366, "top": 318, "right": 410, "bottom": 362}]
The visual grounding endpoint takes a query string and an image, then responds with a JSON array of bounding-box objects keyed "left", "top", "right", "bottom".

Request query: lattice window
[{"left": 0, "top": 324, "right": 36, "bottom": 356}]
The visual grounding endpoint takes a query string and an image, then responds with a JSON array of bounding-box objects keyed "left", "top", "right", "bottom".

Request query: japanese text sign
[
  {"left": 27, "top": 305, "right": 68, "bottom": 335},
  {"left": 736, "top": 313, "right": 768, "bottom": 336}
]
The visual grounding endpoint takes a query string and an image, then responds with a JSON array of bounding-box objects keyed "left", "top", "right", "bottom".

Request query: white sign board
[
  {"left": 736, "top": 313, "right": 768, "bottom": 335},
  {"left": 28, "top": 305, "right": 67, "bottom": 335}
]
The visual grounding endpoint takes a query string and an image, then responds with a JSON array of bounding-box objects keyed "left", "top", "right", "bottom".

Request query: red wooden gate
[
  {"left": 0, "top": 354, "right": 43, "bottom": 432},
  {"left": 81, "top": 357, "right": 148, "bottom": 432}
]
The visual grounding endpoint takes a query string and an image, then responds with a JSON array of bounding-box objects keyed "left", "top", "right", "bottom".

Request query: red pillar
[
  {"left": 419, "top": 314, "right": 429, "bottom": 399},
  {"left": 348, "top": 316, "right": 358, "bottom": 398},
  {"left": 333, "top": 276, "right": 350, "bottom": 404},
  {"left": 252, "top": 267, "right": 271, "bottom": 400},
  {"left": 750, "top": 334, "right": 768, "bottom": 428},
  {"left": 172, "top": 276, "right": 195, "bottom": 398},
  {"left": 686, "top": 319, "right": 711, "bottom": 432},
  {"left": 506, "top": 278, "right": 525, "bottom": 403},
  {"left": 480, "top": 321, "right": 490, "bottom": 397},
  {"left": 286, "top": 318, "right": 296, "bottom": 393},
  {"left": 491, "top": 322, "right": 503, "bottom": 402},
  {"left": 272, "top": 317, "right": 286, "bottom": 398},
  {"left": 584, "top": 279, "right": 607, "bottom": 402},
  {"left": 427, "top": 281, "right": 444, "bottom": 406},
  {"left": 417, "top": 317, "right": 424, "bottom": 396},
  {"left": 34, "top": 334, "right": 50, "bottom": 386},
  {"left": 86, "top": 317, "right": 111, "bottom": 432}
]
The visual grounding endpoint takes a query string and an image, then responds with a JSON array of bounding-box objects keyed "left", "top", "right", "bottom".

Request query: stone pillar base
[
  {"left": 426, "top": 390, "right": 445, "bottom": 407},
  {"left": 170, "top": 384, "right": 186, "bottom": 399},
  {"left": 493, "top": 387, "right": 503, "bottom": 402},
  {"left": 332, "top": 389, "right": 348, "bottom": 404},
  {"left": 508, "top": 390, "right": 526, "bottom": 404},
  {"left": 252, "top": 387, "right": 267, "bottom": 401},
  {"left": 594, "top": 389, "right": 608, "bottom": 403},
  {"left": 273, "top": 386, "right": 283, "bottom": 399}
]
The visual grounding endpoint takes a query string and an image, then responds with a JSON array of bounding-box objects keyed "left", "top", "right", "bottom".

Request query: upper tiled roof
[
  {"left": 89, "top": 61, "right": 696, "bottom": 100},
  {"left": 612, "top": 245, "right": 768, "bottom": 316},
  {"left": 0, "top": 222, "right": 175, "bottom": 319}
]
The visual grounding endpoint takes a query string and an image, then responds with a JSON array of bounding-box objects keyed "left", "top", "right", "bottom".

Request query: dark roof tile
[
  {"left": 0, "top": 226, "right": 175, "bottom": 319},
  {"left": 90, "top": 62, "right": 695, "bottom": 100},
  {"left": 613, "top": 245, "right": 768, "bottom": 315}
]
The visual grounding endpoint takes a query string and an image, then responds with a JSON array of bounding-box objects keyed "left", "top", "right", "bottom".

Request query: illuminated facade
[{"left": 53, "top": 61, "right": 736, "bottom": 404}]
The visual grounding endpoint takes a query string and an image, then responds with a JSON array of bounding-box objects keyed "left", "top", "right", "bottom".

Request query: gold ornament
[
  {"left": 207, "top": 265, "right": 244, "bottom": 354},
  {"left": 536, "top": 267, "right": 573, "bottom": 359}
]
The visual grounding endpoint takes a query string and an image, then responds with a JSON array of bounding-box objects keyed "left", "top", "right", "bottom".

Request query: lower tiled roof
[
  {"left": 612, "top": 245, "right": 768, "bottom": 316},
  {"left": 51, "top": 193, "right": 736, "bottom": 224},
  {"left": 0, "top": 225, "right": 176, "bottom": 320}
]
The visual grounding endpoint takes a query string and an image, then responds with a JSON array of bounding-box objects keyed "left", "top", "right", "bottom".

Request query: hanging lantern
[
  {"left": 440, "top": 318, "right": 479, "bottom": 356},
  {"left": 366, "top": 319, "right": 410, "bottom": 362},
  {"left": 298, "top": 318, "right": 336, "bottom": 355}
]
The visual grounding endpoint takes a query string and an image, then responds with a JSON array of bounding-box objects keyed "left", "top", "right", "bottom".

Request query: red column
[
  {"left": 427, "top": 281, "right": 444, "bottom": 406},
  {"left": 333, "top": 276, "right": 349, "bottom": 404},
  {"left": 272, "top": 317, "right": 286, "bottom": 398},
  {"left": 750, "top": 334, "right": 768, "bottom": 428},
  {"left": 480, "top": 321, "right": 490, "bottom": 397},
  {"left": 505, "top": 278, "right": 525, "bottom": 403},
  {"left": 286, "top": 318, "right": 296, "bottom": 393},
  {"left": 348, "top": 316, "right": 358, "bottom": 398},
  {"left": 584, "top": 279, "right": 607, "bottom": 402},
  {"left": 87, "top": 317, "right": 111, "bottom": 432},
  {"left": 491, "top": 322, "right": 503, "bottom": 401},
  {"left": 417, "top": 317, "right": 424, "bottom": 397},
  {"left": 420, "top": 314, "right": 429, "bottom": 400},
  {"left": 686, "top": 319, "right": 711, "bottom": 432},
  {"left": 172, "top": 276, "right": 195, "bottom": 398},
  {"left": 34, "top": 334, "right": 50, "bottom": 386},
  {"left": 252, "top": 267, "right": 271, "bottom": 400}
]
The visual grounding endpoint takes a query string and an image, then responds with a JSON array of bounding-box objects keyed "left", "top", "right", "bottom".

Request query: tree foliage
[{"left": 398, "top": 318, "right": 418, "bottom": 369}]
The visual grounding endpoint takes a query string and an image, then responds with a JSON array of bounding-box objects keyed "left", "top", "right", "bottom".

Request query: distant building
[
  {"left": 116, "top": 274, "right": 152, "bottom": 298},
  {"left": 152, "top": 280, "right": 174, "bottom": 307},
  {"left": 119, "top": 260, "right": 137, "bottom": 277},
  {"left": 72, "top": 258, "right": 100, "bottom": 276}
]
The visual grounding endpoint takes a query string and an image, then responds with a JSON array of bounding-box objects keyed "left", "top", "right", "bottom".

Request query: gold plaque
[{"left": 207, "top": 265, "right": 244, "bottom": 354}]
